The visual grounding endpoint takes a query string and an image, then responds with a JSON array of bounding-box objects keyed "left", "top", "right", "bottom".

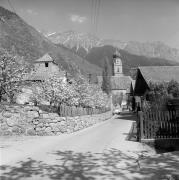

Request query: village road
[{"left": 0, "top": 113, "right": 178, "bottom": 180}]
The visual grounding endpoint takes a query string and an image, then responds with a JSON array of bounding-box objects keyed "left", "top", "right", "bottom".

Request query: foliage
[
  {"left": 32, "top": 74, "right": 79, "bottom": 107},
  {"left": 32, "top": 74, "right": 109, "bottom": 109},
  {"left": 0, "top": 48, "right": 31, "bottom": 103},
  {"left": 101, "top": 57, "right": 111, "bottom": 94},
  {"left": 167, "top": 80, "right": 179, "bottom": 98},
  {"left": 146, "top": 80, "right": 179, "bottom": 110}
]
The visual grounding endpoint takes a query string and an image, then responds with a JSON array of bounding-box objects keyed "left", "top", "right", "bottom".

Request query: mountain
[
  {"left": 47, "top": 30, "right": 103, "bottom": 57},
  {"left": 101, "top": 39, "right": 127, "bottom": 49},
  {"left": 48, "top": 30, "right": 179, "bottom": 63},
  {"left": 103, "top": 40, "right": 179, "bottom": 63},
  {"left": 49, "top": 31, "right": 179, "bottom": 76},
  {"left": 85, "top": 45, "right": 179, "bottom": 76},
  {"left": 0, "top": 6, "right": 102, "bottom": 76}
]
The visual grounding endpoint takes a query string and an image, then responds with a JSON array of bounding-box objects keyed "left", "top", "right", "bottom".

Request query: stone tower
[{"left": 113, "top": 49, "right": 123, "bottom": 77}]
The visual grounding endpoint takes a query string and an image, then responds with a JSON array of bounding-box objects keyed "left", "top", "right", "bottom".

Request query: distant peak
[{"left": 46, "top": 32, "right": 56, "bottom": 37}]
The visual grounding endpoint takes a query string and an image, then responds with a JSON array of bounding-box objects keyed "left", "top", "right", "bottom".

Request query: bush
[
  {"left": 146, "top": 80, "right": 179, "bottom": 111},
  {"left": 12, "top": 126, "right": 25, "bottom": 135},
  {"left": 26, "top": 128, "right": 36, "bottom": 136}
]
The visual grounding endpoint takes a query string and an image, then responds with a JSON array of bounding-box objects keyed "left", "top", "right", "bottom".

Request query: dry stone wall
[{"left": 0, "top": 104, "right": 112, "bottom": 136}]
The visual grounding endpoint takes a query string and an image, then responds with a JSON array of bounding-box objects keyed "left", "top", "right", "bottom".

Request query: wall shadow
[
  {"left": 0, "top": 148, "right": 179, "bottom": 180},
  {"left": 124, "top": 122, "right": 137, "bottom": 142}
]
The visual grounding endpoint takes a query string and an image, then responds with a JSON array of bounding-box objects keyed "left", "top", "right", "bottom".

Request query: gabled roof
[
  {"left": 111, "top": 76, "right": 132, "bottom": 90},
  {"left": 35, "top": 53, "right": 53, "bottom": 62},
  {"left": 138, "top": 66, "right": 179, "bottom": 83}
]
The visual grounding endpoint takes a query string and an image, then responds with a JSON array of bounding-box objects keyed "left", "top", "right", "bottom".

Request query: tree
[
  {"left": 102, "top": 57, "right": 111, "bottom": 95},
  {"left": 146, "top": 80, "right": 179, "bottom": 111},
  {"left": 167, "top": 80, "right": 179, "bottom": 98},
  {"left": 32, "top": 74, "right": 79, "bottom": 107},
  {"left": 0, "top": 48, "right": 31, "bottom": 103},
  {"left": 32, "top": 73, "right": 109, "bottom": 109}
]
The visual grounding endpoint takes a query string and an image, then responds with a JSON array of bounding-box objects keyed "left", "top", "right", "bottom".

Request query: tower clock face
[{"left": 116, "top": 58, "right": 121, "bottom": 64}]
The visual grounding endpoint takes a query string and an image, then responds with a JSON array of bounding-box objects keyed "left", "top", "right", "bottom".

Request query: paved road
[{"left": 0, "top": 113, "right": 178, "bottom": 180}]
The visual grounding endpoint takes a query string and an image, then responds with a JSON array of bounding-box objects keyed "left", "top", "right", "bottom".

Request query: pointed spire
[{"left": 115, "top": 47, "right": 121, "bottom": 57}]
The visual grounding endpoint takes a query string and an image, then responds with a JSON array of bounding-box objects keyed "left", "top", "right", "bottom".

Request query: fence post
[
  {"left": 140, "top": 111, "right": 144, "bottom": 141},
  {"left": 137, "top": 111, "right": 144, "bottom": 142}
]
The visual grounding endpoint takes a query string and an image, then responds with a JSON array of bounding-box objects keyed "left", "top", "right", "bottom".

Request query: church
[
  {"left": 110, "top": 50, "right": 132, "bottom": 106},
  {"left": 96, "top": 50, "right": 132, "bottom": 107}
]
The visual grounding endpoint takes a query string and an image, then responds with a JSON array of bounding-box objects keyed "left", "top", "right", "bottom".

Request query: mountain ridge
[{"left": 48, "top": 30, "right": 179, "bottom": 63}]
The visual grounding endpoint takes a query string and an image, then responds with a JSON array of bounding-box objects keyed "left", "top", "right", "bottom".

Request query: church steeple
[{"left": 113, "top": 49, "right": 123, "bottom": 76}]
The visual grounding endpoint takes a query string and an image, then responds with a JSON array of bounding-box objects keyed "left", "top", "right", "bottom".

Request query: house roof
[
  {"left": 111, "top": 76, "right": 132, "bottom": 90},
  {"left": 139, "top": 66, "right": 179, "bottom": 83},
  {"left": 35, "top": 53, "right": 53, "bottom": 62}
]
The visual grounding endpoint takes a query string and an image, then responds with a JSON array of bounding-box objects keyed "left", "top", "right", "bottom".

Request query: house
[
  {"left": 26, "top": 53, "right": 66, "bottom": 81},
  {"left": 134, "top": 66, "right": 179, "bottom": 107},
  {"left": 17, "top": 53, "right": 66, "bottom": 105}
]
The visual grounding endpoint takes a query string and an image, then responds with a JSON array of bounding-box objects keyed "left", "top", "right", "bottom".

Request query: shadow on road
[
  {"left": 0, "top": 148, "right": 178, "bottom": 180},
  {"left": 116, "top": 112, "right": 137, "bottom": 121}
]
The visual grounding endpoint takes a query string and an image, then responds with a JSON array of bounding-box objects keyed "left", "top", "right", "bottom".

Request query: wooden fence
[
  {"left": 57, "top": 104, "right": 110, "bottom": 117},
  {"left": 138, "top": 110, "right": 179, "bottom": 141}
]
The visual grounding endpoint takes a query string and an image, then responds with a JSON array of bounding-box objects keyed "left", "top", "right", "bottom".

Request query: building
[
  {"left": 111, "top": 50, "right": 132, "bottom": 107},
  {"left": 112, "top": 50, "right": 123, "bottom": 77},
  {"left": 134, "top": 66, "right": 179, "bottom": 107},
  {"left": 34, "top": 53, "right": 60, "bottom": 76},
  {"left": 134, "top": 66, "right": 179, "bottom": 96},
  {"left": 27, "top": 53, "right": 66, "bottom": 81}
]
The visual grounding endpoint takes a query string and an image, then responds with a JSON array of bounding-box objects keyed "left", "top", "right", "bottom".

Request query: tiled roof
[
  {"left": 111, "top": 76, "right": 132, "bottom": 90},
  {"left": 139, "top": 66, "right": 179, "bottom": 83},
  {"left": 35, "top": 53, "right": 53, "bottom": 62}
]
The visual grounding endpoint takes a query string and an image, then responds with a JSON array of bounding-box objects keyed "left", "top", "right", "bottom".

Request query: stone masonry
[{"left": 0, "top": 104, "right": 112, "bottom": 136}]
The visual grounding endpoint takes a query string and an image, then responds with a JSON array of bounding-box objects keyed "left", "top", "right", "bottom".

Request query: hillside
[
  {"left": 0, "top": 6, "right": 102, "bottom": 76},
  {"left": 85, "top": 45, "right": 179, "bottom": 76}
]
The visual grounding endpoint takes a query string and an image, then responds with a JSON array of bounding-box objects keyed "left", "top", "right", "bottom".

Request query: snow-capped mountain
[
  {"left": 47, "top": 30, "right": 103, "bottom": 52},
  {"left": 47, "top": 30, "right": 179, "bottom": 63}
]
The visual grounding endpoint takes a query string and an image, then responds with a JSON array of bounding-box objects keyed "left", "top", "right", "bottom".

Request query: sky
[{"left": 1, "top": 0, "right": 179, "bottom": 48}]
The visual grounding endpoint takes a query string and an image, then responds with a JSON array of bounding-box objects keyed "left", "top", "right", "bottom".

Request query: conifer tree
[{"left": 102, "top": 57, "right": 111, "bottom": 95}]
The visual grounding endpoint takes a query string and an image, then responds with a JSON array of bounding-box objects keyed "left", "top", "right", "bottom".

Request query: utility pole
[{"left": 88, "top": 73, "right": 92, "bottom": 83}]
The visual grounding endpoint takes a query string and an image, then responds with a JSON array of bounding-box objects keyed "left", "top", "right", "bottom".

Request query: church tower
[{"left": 113, "top": 49, "right": 123, "bottom": 77}]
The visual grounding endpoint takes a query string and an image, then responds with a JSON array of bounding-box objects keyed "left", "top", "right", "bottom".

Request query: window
[{"left": 45, "top": 62, "right": 48, "bottom": 67}]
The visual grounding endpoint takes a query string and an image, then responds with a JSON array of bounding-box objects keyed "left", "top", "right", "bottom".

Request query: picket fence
[
  {"left": 138, "top": 110, "right": 179, "bottom": 141},
  {"left": 57, "top": 104, "right": 110, "bottom": 117}
]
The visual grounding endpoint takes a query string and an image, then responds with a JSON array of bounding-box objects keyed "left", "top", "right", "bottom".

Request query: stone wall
[{"left": 0, "top": 104, "right": 112, "bottom": 136}]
